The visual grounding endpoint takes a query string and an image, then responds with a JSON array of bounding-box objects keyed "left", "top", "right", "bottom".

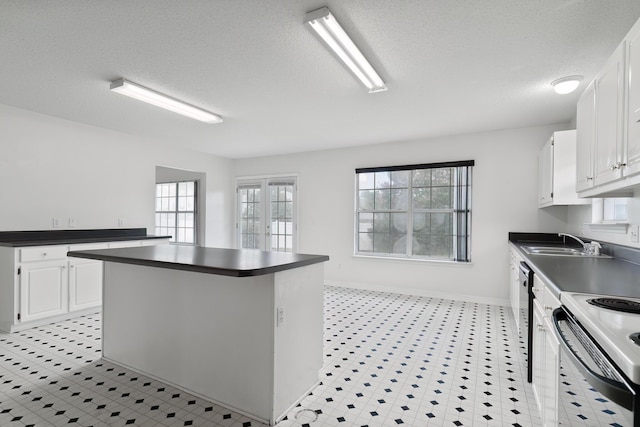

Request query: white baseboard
[{"left": 325, "top": 280, "right": 510, "bottom": 307}]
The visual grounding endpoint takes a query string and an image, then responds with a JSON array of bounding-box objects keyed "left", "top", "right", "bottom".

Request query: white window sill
[
  {"left": 353, "top": 254, "right": 473, "bottom": 266},
  {"left": 584, "top": 222, "right": 629, "bottom": 234}
]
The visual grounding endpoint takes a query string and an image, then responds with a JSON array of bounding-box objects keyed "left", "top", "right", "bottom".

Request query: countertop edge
[
  {"left": 67, "top": 250, "right": 330, "bottom": 277},
  {"left": 0, "top": 235, "right": 170, "bottom": 247}
]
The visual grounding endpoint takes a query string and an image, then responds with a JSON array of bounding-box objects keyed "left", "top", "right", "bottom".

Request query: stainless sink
[{"left": 522, "top": 245, "right": 611, "bottom": 258}]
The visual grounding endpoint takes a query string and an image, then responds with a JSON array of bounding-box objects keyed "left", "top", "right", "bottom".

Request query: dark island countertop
[
  {"left": 509, "top": 232, "right": 640, "bottom": 299},
  {"left": 67, "top": 245, "right": 330, "bottom": 277},
  {"left": 0, "top": 228, "right": 170, "bottom": 247}
]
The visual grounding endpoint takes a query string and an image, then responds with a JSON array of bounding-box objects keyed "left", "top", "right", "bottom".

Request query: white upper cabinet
[
  {"left": 593, "top": 43, "right": 626, "bottom": 187},
  {"left": 577, "top": 17, "right": 640, "bottom": 197},
  {"left": 626, "top": 21, "right": 640, "bottom": 177},
  {"left": 538, "top": 130, "right": 589, "bottom": 207},
  {"left": 576, "top": 82, "right": 596, "bottom": 192}
]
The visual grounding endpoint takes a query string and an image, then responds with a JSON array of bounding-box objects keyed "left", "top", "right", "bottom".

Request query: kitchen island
[{"left": 67, "top": 245, "right": 329, "bottom": 426}]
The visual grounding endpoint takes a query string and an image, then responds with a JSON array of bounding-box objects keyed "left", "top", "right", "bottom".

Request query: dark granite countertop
[
  {"left": 0, "top": 228, "right": 170, "bottom": 247},
  {"left": 67, "top": 245, "right": 330, "bottom": 277},
  {"left": 509, "top": 232, "right": 640, "bottom": 299}
]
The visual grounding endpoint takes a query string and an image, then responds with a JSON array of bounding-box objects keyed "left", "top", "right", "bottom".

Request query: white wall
[
  {"left": 0, "top": 104, "right": 234, "bottom": 247},
  {"left": 234, "top": 124, "right": 571, "bottom": 304}
]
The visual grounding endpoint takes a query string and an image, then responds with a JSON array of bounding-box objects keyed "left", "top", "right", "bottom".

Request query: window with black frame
[{"left": 355, "top": 161, "right": 473, "bottom": 262}]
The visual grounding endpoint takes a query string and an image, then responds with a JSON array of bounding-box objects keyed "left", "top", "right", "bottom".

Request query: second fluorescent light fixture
[
  {"left": 304, "top": 7, "right": 387, "bottom": 93},
  {"left": 109, "top": 79, "right": 222, "bottom": 124}
]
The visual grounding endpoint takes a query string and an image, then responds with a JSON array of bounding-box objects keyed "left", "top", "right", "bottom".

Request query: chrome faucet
[{"left": 558, "top": 233, "right": 601, "bottom": 256}]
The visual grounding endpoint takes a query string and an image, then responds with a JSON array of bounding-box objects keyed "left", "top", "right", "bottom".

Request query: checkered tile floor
[{"left": 0, "top": 286, "right": 540, "bottom": 426}]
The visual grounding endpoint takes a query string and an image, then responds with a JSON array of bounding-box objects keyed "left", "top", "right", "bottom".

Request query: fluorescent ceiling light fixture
[
  {"left": 109, "top": 79, "right": 222, "bottom": 124},
  {"left": 304, "top": 7, "right": 387, "bottom": 93},
  {"left": 551, "top": 75, "right": 583, "bottom": 95}
]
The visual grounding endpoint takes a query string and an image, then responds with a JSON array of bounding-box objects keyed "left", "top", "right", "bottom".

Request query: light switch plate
[{"left": 631, "top": 225, "right": 639, "bottom": 243}]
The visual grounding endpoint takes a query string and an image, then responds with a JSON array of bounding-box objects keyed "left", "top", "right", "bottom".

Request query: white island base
[{"left": 101, "top": 261, "right": 324, "bottom": 425}]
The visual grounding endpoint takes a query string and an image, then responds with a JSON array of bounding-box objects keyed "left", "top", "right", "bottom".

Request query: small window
[
  {"left": 603, "top": 198, "right": 628, "bottom": 222},
  {"left": 155, "top": 181, "right": 197, "bottom": 244},
  {"left": 355, "top": 161, "right": 473, "bottom": 262}
]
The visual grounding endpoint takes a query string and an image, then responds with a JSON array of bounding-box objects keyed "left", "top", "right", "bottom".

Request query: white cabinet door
[
  {"left": 543, "top": 318, "right": 559, "bottom": 427},
  {"left": 532, "top": 302, "right": 545, "bottom": 417},
  {"left": 19, "top": 261, "right": 68, "bottom": 322},
  {"left": 576, "top": 81, "right": 596, "bottom": 192},
  {"left": 538, "top": 137, "right": 553, "bottom": 207},
  {"left": 594, "top": 43, "right": 626, "bottom": 186},
  {"left": 626, "top": 21, "right": 640, "bottom": 178},
  {"left": 68, "top": 258, "right": 102, "bottom": 311}
]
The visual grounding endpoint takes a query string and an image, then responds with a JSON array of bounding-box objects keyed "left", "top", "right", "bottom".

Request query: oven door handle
[{"left": 552, "top": 307, "right": 635, "bottom": 411}]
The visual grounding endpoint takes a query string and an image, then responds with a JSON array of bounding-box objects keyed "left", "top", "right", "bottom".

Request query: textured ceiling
[{"left": 3, "top": 1, "right": 640, "bottom": 158}]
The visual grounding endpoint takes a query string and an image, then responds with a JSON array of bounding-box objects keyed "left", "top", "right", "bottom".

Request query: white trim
[
  {"left": 325, "top": 280, "right": 509, "bottom": 307},
  {"left": 584, "top": 222, "right": 629, "bottom": 234},
  {"left": 352, "top": 254, "right": 473, "bottom": 266}
]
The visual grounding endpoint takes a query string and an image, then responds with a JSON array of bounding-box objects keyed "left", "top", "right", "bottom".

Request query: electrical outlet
[
  {"left": 631, "top": 225, "right": 640, "bottom": 243},
  {"left": 277, "top": 306, "right": 285, "bottom": 326},
  {"left": 52, "top": 218, "right": 60, "bottom": 228},
  {"left": 118, "top": 218, "right": 125, "bottom": 227},
  {"left": 68, "top": 218, "right": 76, "bottom": 228}
]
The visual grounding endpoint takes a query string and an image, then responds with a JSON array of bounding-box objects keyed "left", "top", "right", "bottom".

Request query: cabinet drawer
[{"left": 20, "top": 246, "right": 68, "bottom": 262}]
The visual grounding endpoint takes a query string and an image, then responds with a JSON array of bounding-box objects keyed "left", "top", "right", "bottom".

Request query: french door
[{"left": 237, "top": 177, "right": 297, "bottom": 252}]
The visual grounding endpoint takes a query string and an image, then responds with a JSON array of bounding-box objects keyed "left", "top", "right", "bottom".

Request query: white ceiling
[{"left": 3, "top": 1, "right": 640, "bottom": 159}]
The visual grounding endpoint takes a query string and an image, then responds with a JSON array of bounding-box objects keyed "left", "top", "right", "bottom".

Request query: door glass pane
[
  {"left": 269, "top": 183, "right": 294, "bottom": 252},
  {"left": 239, "top": 187, "right": 262, "bottom": 250}
]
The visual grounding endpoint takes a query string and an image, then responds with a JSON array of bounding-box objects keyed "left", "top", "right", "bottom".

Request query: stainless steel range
[{"left": 553, "top": 292, "right": 640, "bottom": 426}]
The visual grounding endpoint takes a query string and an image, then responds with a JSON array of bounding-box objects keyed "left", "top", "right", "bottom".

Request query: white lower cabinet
[
  {"left": 531, "top": 275, "right": 561, "bottom": 427},
  {"left": 19, "top": 259, "right": 68, "bottom": 322},
  {"left": 0, "top": 238, "right": 169, "bottom": 332},
  {"left": 68, "top": 258, "right": 103, "bottom": 312}
]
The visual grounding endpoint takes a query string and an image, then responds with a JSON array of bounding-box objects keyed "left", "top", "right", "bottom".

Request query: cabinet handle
[
  {"left": 537, "top": 324, "right": 545, "bottom": 331},
  {"left": 532, "top": 287, "right": 541, "bottom": 293},
  {"left": 586, "top": 176, "right": 593, "bottom": 181},
  {"left": 545, "top": 305, "right": 554, "bottom": 311},
  {"left": 611, "top": 164, "right": 617, "bottom": 171},
  {"left": 42, "top": 252, "right": 47, "bottom": 256},
  {"left": 617, "top": 161, "right": 627, "bottom": 169}
]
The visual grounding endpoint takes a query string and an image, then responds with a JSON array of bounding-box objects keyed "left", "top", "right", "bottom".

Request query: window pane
[
  {"left": 359, "top": 233, "right": 373, "bottom": 252},
  {"left": 359, "top": 190, "right": 374, "bottom": 210},
  {"left": 391, "top": 189, "right": 408, "bottom": 210},
  {"left": 413, "top": 212, "right": 429, "bottom": 232},
  {"left": 359, "top": 173, "right": 375, "bottom": 190},
  {"left": 412, "top": 188, "right": 430, "bottom": 209},
  {"left": 358, "top": 213, "right": 373, "bottom": 233},
  {"left": 431, "top": 187, "right": 452, "bottom": 209},
  {"left": 391, "top": 171, "right": 409, "bottom": 188},
  {"left": 431, "top": 213, "right": 452, "bottom": 235},
  {"left": 412, "top": 169, "right": 430, "bottom": 187},
  {"left": 391, "top": 213, "right": 407, "bottom": 233},
  {"left": 374, "top": 189, "right": 391, "bottom": 210},
  {"left": 431, "top": 168, "right": 452, "bottom": 186},
  {"left": 373, "top": 213, "right": 390, "bottom": 233},
  {"left": 373, "top": 233, "right": 391, "bottom": 253},
  {"left": 391, "top": 234, "right": 406, "bottom": 254},
  {"left": 374, "top": 171, "right": 390, "bottom": 189}
]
